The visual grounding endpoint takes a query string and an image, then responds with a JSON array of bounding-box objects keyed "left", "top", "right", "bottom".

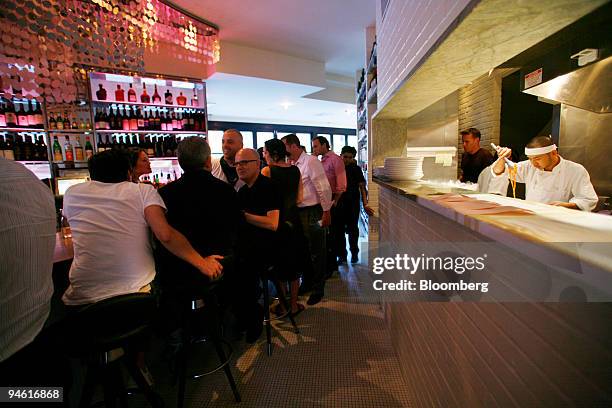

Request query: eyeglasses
[{"left": 234, "top": 159, "right": 258, "bottom": 167}]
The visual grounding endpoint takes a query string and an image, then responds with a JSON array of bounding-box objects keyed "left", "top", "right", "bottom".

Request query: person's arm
[
  {"left": 308, "top": 159, "right": 333, "bottom": 226},
  {"left": 333, "top": 157, "right": 347, "bottom": 206},
  {"left": 296, "top": 176, "right": 304, "bottom": 204},
  {"left": 551, "top": 167, "right": 598, "bottom": 211},
  {"left": 144, "top": 205, "right": 223, "bottom": 279},
  {"left": 244, "top": 209, "right": 280, "bottom": 231},
  {"left": 359, "top": 182, "right": 375, "bottom": 216}
]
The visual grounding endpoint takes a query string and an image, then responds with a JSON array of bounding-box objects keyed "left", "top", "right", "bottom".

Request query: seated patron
[{"left": 62, "top": 149, "right": 222, "bottom": 306}]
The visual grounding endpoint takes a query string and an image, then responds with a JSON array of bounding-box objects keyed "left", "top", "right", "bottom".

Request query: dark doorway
[{"left": 499, "top": 71, "right": 553, "bottom": 199}]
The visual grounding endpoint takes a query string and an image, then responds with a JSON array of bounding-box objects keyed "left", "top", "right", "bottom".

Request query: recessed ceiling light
[{"left": 280, "top": 101, "right": 293, "bottom": 110}]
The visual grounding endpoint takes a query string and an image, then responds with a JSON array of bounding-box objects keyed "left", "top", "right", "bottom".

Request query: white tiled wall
[{"left": 376, "top": 0, "right": 473, "bottom": 108}]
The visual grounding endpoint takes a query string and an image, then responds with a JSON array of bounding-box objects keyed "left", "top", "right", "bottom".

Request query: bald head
[
  {"left": 222, "top": 129, "right": 244, "bottom": 163},
  {"left": 235, "top": 148, "right": 261, "bottom": 186}
]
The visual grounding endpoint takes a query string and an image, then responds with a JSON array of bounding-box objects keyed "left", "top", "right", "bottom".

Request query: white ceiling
[
  {"left": 173, "top": 0, "right": 376, "bottom": 76},
  {"left": 206, "top": 73, "right": 356, "bottom": 128},
  {"left": 171, "top": 0, "right": 374, "bottom": 128}
]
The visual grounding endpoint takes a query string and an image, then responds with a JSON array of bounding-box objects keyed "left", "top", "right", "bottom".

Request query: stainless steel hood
[{"left": 523, "top": 56, "right": 612, "bottom": 114}]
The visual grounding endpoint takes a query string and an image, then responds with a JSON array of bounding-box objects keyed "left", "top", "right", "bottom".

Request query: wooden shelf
[{"left": 48, "top": 129, "right": 94, "bottom": 133}]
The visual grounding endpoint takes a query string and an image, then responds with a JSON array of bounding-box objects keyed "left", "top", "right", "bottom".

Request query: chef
[{"left": 491, "top": 135, "right": 598, "bottom": 211}]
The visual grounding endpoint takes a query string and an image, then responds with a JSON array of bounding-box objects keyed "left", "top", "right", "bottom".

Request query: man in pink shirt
[{"left": 312, "top": 136, "right": 347, "bottom": 274}]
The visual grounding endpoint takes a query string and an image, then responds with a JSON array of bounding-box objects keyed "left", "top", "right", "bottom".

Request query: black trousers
[
  {"left": 336, "top": 198, "right": 360, "bottom": 259},
  {"left": 298, "top": 205, "right": 326, "bottom": 296}
]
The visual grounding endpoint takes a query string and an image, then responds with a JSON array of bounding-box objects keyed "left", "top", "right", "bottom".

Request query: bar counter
[
  {"left": 372, "top": 177, "right": 612, "bottom": 406},
  {"left": 54, "top": 233, "right": 74, "bottom": 264}
]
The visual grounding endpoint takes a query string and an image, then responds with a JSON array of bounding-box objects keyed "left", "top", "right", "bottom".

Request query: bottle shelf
[
  {"left": 95, "top": 129, "right": 206, "bottom": 134},
  {"left": 0, "top": 127, "right": 45, "bottom": 132},
  {"left": 48, "top": 129, "right": 94, "bottom": 133},
  {"left": 17, "top": 160, "right": 50, "bottom": 164},
  {"left": 92, "top": 100, "right": 205, "bottom": 110}
]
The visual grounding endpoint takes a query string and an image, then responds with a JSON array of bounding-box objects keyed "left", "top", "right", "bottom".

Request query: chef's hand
[
  {"left": 320, "top": 210, "right": 331, "bottom": 227},
  {"left": 550, "top": 201, "right": 579, "bottom": 210},
  {"left": 492, "top": 145, "right": 512, "bottom": 175},
  {"left": 197, "top": 255, "right": 224, "bottom": 279}
]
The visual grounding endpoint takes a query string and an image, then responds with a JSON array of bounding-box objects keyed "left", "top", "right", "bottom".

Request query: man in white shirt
[
  {"left": 491, "top": 136, "right": 598, "bottom": 211},
  {"left": 62, "top": 150, "right": 223, "bottom": 306},
  {"left": 282, "top": 134, "right": 333, "bottom": 305},
  {"left": 211, "top": 128, "right": 245, "bottom": 190},
  {"left": 0, "top": 159, "right": 56, "bottom": 368}
]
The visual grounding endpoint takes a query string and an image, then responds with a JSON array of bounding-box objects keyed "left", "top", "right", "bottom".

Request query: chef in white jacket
[{"left": 491, "top": 136, "right": 598, "bottom": 211}]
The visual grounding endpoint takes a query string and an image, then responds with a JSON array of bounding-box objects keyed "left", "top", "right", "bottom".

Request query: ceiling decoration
[{"left": 0, "top": 0, "right": 219, "bottom": 103}]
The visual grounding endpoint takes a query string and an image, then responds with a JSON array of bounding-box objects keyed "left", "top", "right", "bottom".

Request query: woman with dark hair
[
  {"left": 128, "top": 148, "right": 152, "bottom": 183},
  {"left": 262, "top": 138, "right": 305, "bottom": 316}
]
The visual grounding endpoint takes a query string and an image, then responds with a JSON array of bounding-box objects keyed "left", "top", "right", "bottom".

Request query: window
[
  {"left": 256, "top": 132, "right": 274, "bottom": 149},
  {"left": 347, "top": 135, "right": 358, "bottom": 152},
  {"left": 241, "top": 131, "right": 254, "bottom": 149},
  {"left": 332, "top": 134, "right": 346, "bottom": 154},
  {"left": 296, "top": 133, "right": 312, "bottom": 153},
  {"left": 208, "top": 130, "right": 223, "bottom": 155}
]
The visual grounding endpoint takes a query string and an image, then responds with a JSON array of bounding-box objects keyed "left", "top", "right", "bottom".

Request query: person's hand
[
  {"left": 320, "top": 210, "right": 331, "bottom": 227},
  {"left": 364, "top": 205, "right": 375, "bottom": 216},
  {"left": 549, "top": 201, "right": 578, "bottom": 209},
  {"left": 197, "top": 255, "right": 224, "bottom": 279},
  {"left": 492, "top": 145, "right": 512, "bottom": 175}
]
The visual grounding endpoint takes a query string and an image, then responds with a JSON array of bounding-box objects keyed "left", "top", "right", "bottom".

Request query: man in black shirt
[
  {"left": 337, "top": 146, "right": 374, "bottom": 263},
  {"left": 235, "top": 148, "right": 281, "bottom": 342},
  {"left": 460, "top": 127, "right": 495, "bottom": 183},
  {"left": 156, "top": 137, "right": 240, "bottom": 334}
]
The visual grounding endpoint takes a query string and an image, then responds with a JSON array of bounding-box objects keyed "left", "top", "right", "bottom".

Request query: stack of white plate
[{"left": 384, "top": 157, "right": 424, "bottom": 181}]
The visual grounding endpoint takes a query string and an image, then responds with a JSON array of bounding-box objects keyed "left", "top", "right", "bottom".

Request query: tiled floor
[{"left": 135, "top": 239, "right": 413, "bottom": 408}]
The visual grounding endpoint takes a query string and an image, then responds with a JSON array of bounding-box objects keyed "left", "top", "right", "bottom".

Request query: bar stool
[
  {"left": 51, "top": 293, "right": 163, "bottom": 408},
  {"left": 175, "top": 283, "right": 241, "bottom": 408},
  {"left": 260, "top": 265, "right": 300, "bottom": 356}
]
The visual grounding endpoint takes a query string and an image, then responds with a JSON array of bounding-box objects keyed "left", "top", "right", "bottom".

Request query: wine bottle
[
  {"left": 137, "top": 107, "right": 145, "bottom": 130},
  {"left": 122, "top": 107, "right": 130, "bottom": 131},
  {"left": 164, "top": 89, "right": 173, "bottom": 105},
  {"left": 96, "top": 84, "right": 107, "bottom": 100},
  {"left": 49, "top": 113, "right": 57, "bottom": 130},
  {"left": 171, "top": 111, "right": 177, "bottom": 130},
  {"left": 152, "top": 85, "right": 161, "bottom": 104},
  {"left": 141, "top": 84, "right": 150, "bottom": 103},
  {"left": 176, "top": 92, "right": 187, "bottom": 106},
  {"left": 85, "top": 136, "right": 94, "bottom": 159},
  {"left": 5, "top": 100, "right": 17, "bottom": 127},
  {"left": 143, "top": 110, "right": 150, "bottom": 130},
  {"left": 128, "top": 83, "right": 137, "bottom": 103},
  {"left": 64, "top": 136, "right": 74, "bottom": 162},
  {"left": 115, "top": 84, "right": 125, "bottom": 102},
  {"left": 13, "top": 135, "right": 23, "bottom": 160},
  {"left": 74, "top": 137, "right": 84, "bottom": 161},
  {"left": 63, "top": 111, "right": 70, "bottom": 130},
  {"left": 27, "top": 100, "right": 36, "bottom": 128},
  {"left": 3, "top": 135, "right": 15, "bottom": 160},
  {"left": 56, "top": 112, "right": 64, "bottom": 130},
  {"left": 0, "top": 100, "right": 6, "bottom": 128},
  {"left": 34, "top": 100, "right": 43, "bottom": 127},
  {"left": 191, "top": 88, "right": 199, "bottom": 107},
  {"left": 53, "top": 136, "right": 63, "bottom": 161},
  {"left": 23, "top": 135, "right": 34, "bottom": 160},
  {"left": 145, "top": 136, "right": 154, "bottom": 157},
  {"left": 37, "top": 135, "right": 48, "bottom": 161},
  {"left": 71, "top": 114, "right": 78, "bottom": 130},
  {"left": 129, "top": 107, "right": 138, "bottom": 131},
  {"left": 16, "top": 102, "right": 29, "bottom": 127}
]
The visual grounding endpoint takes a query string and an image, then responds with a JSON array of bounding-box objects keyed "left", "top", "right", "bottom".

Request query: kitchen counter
[
  {"left": 372, "top": 176, "right": 612, "bottom": 406},
  {"left": 373, "top": 177, "right": 612, "bottom": 275}
]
